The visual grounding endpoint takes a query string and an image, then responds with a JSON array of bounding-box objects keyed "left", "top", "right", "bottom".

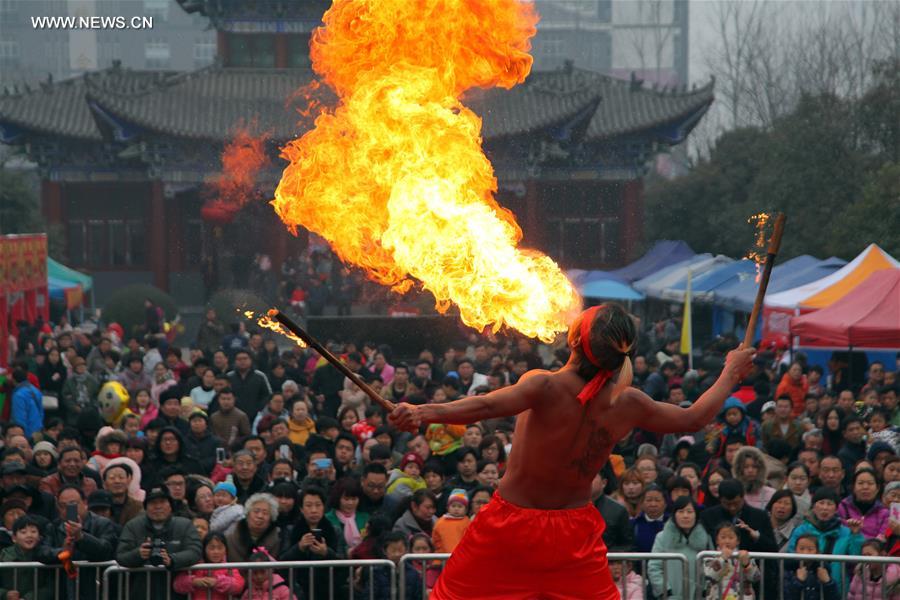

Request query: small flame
[
  {"left": 270, "top": 0, "right": 580, "bottom": 342},
  {"left": 240, "top": 309, "right": 307, "bottom": 348},
  {"left": 746, "top": 213, "right": 771, "bottom": 283},
  {"left": 206, "top": 122, "right": 271, "bottom": 212}
]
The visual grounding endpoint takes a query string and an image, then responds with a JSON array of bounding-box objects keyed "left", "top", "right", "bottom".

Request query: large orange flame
[{"left": 271, "top": 0, "right": 581, "bottom": 341}]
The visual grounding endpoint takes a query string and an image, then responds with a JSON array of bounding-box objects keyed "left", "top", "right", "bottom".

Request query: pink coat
[
  {"left": 136, "top": 403, "right": 159, "bottom": 429},
  {"left": 173, "top": 567, "right": 245, "bottom": 600},
  {"left": 615, "top": 571, "right": 644, "bottom": 600},
  {"left": 241, "top": 573, "right": 295, "bottom": 600},
  {"left": 838, "top": 497, "right": 891, "bottom": 540},
  {"left": 847, "top": 562, "right": 900, "bottom": 600}
]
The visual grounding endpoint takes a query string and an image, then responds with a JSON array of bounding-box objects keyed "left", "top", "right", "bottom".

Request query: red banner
[
  {"left": 1, "top": 234, "right": 48, "bottom": 368},
  {"left": 0, "top": 234, "right": 47, "bottom": 293}
]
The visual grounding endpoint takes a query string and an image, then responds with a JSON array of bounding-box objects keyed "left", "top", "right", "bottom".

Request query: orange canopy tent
[{"left": 790, "top": 269, "right": 900, "bottom": 348}]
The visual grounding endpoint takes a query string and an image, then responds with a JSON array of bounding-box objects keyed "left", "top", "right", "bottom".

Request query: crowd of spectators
[{"left": 0, "top": 311, "right": 898, "bottom": 599}]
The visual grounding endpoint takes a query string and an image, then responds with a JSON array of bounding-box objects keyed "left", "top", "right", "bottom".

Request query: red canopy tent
[{"left": 790, "top": 269, "right": 900, "bottom": 348}]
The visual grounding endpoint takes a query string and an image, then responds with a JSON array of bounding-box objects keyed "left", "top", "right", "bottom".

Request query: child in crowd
[
  {"left": 432, "top": 489, "right": 470, "bottom": 554},
  {"left": 132, "top": 388, "right": 158, "bottom": 429},
  {"left": 409, "top": 533, "right": 442, "bottom": 593},
  {"left": 704, "top": 523, "right": 760, "bottom": 600},
  {"left": 867, "top": 407, "right": 900, "bottom": 453},
  {"left": 0, "top": 516, "right": 56, "bottom": 600},
  {"left": 709, "top": 397, "right": 761, "bottom": 456},
  {"left": 192, "top": 517, "right": 210, "bottom": 541},
  {"left": 609, "top": 561, "right": 643, "bottom": 600},
  {"left": 372, "top": 532, "right": 422, "bottom": 600},
  {"left": 210, "top": 480, "right": 244, "bottom": 533},
  {"left": 787, "top": 487, "right": 864, "bottom": 590},
  {"left": 847, "top": 539, "right": 900, "bottom": 600},
  {"left": 240, "top": 548, "right": 295, "bottom": 600},
  {"left": 174, "top": 532, "right": 244, "bottom": 600},
  {"left": 783, "top": 533, "right": 839, "bottom": 600},
  {"left": 386, "top": 453, "right": 426, "bottom": 500}
]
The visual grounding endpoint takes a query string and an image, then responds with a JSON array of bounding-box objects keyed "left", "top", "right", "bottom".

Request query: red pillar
[
  {"left": 149, "top": 181, "right": 168, "bottom": 291},
  {"left": 620, "top": 179, "right": 644, "bottom": 265},
  {"left": 41, "top": 180, "right": 64, "bottom": 224},
  {"left": 275, "top": 34, "right": 288, "bottom": 68}
]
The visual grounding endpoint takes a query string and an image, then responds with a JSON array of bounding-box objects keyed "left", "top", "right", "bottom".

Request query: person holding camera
[
  {"left": 116, "top": 487, "right": 202, "bottom": 598},
  {"left": 45, "top": 485, "right": 117, "bottom": 600}
]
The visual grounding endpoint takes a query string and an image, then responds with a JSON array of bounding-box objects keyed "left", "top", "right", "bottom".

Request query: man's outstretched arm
[
  {"left": 389, "top": 372, "right": 549, "bottom": 430},
  {"left": 624, "top": 347, "right": 755, "bottom": 434}
]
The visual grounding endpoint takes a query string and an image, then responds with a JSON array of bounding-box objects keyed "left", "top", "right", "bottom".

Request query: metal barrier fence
[
  {"left": 397, "top": 552, "right": 692, "bottom": 600},
  {"left": 696, "top": 551, "right": 900, "bottom": 600},
  {"left": 102, "top": 559, "right": 395, "bottom": 600},
  {"left": 1, "top": 552, "right": 896, "bottom": 600},
  {"left": 0, "top": 560, "right": 115, "bottom": 600}
]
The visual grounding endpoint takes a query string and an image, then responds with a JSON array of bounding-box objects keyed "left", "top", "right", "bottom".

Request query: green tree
[
  {"left": 646, "top": 71, "right": 899, "bottom": 261},
  {"left": 0, "top": 169, "right": 42, "bottom": 235}
]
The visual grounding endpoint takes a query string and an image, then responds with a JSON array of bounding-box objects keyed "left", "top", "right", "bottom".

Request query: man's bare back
[{"left": 389, "top": 348, "right": 755, "bottom": 510}]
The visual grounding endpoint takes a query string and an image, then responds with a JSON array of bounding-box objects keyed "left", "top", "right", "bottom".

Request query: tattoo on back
[{"left": 570, "top": 423, "right": 613, "bottom": 478}]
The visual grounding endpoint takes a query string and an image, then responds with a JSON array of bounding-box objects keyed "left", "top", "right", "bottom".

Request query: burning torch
[
  {"left": 266, "top": 310, "right": 397, "bottom": 413},
  {"left": 743, "top": 212, "right": 786, "bottom": 349}
]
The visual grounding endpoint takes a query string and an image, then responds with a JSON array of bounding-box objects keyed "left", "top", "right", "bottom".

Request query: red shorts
[{"left": 430, "top": 492, "right": 619, "bottom": 600}]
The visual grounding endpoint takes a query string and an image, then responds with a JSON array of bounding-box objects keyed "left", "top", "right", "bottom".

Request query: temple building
[{"left": 0, "top": 0, "right": 713, "bottom": 304}]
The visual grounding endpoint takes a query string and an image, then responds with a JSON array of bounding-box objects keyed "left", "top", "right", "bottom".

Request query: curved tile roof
[{"left": 1, "top": 64, "right": 713, "bottom": 145}]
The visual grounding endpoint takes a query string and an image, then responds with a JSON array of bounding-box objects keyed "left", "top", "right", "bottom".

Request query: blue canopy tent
[
  {"left": 713, "top": 255, "right": 847, "bottom": 312},
  {"left": 658, "top": 259, "right": 757, "bottom": 303},
  {"left": 607, "top": 240, "right": 695, "bottom": 283},
  {"left": 580, "top": 278, "right": 645, "bottom": 301},
  {"left": 633, "top": 254, "right": 733, "bottom": 300}
]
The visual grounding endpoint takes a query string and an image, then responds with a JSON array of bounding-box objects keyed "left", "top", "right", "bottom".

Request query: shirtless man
[{"left": 389, "top": 303, "right": 755, "bottom": 599}]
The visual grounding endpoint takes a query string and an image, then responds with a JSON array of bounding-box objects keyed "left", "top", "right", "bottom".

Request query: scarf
[{"left": 335, "top": 510, "right": 361, "bottom": 549}]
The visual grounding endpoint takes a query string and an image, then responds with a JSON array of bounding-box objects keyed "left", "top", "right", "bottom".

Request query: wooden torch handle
[
  {"left": 743, "top": 213, "right": 787, "bottom": 349},
  {"left": 269, "top": 310, "right": 397, "bottom": 412}
]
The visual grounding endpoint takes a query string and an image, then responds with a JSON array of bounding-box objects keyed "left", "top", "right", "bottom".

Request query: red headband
[{"left": 576, "top": 305, "right": 613, "bottom": 404}]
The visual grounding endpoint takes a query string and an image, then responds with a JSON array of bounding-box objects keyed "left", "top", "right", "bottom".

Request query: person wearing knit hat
[
  {"left": 32, "top": 441, "right": 58, "bottom": 462},
  {"left": 31, "top": 441, "right": 58, "bottom": 476},
  {"left": 786, "top": 483, "right": 864, "bottom": 590},
  {"left": 386, "top": 452, "right": 427, "bottom": 500},
  {"left": 210, "top": 479, "right": 243, "bottom": 534},
  {"left": 433, "top": 488, "right": 471, "bottom": 553}
]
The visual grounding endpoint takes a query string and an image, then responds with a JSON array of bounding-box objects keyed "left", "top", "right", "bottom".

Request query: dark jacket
[
  {"left": 631, "top": 512, "right": 668, "bottom": 553},
  {"left": 227, "top": 369, "right": 272, "bottom": 417},
  {"left": 282, "top": 517, "right": 343, "bottom": 599},
  {"left": 234, "top": 473, "right": 267, "bottom": 504},
  {"left": 110, "top": 496, "right": 144, "bottom": 527},
  {"left": 183, "top": 429, "right": 223, "bottom": 474},
  {"left": 46, "top": 513, "right": 117, "bottom": 600},
  {"left": 0, "top": 544, "right": 58, "bottom": 600},
  {"left": 699, "top": 503, "right": 778, "bottom": 553},
  {"left": 116, "top": 513, "right": 202, "bottom": 599},
  {"left": 195, "top": 319, "right": 225, "bottom": 354},
  {"left": 783, "top": 569, "right": 840, "bottom": 600},
  {"left": 594, "top": 495, "right": 635, "bottom": 551}
]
